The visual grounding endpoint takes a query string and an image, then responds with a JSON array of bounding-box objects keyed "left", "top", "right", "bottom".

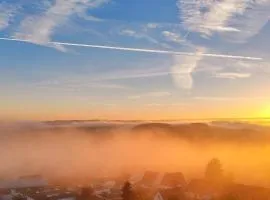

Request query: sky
[{"left": 0, "top": 0, "right": 270, "bottom": 121}]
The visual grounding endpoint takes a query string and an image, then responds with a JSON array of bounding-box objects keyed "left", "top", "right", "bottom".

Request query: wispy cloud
[
  {"left": 214, "top": 72, "right": 251, "bottom": 79},
  {"left": 177, "top": 0, "right": 269, "bottom": 38},
  {"left": 86, "top": 82, "right": 129, "bottom": 89},
  {"left": 0, "top": 3, "right": 16, "bottom": 30},
  {"left": 146, "top": 23, "right": 159, "bottom": 29},
  {"left": 94, "top": 68, "right": 171, "bottom": 81},
  {"left": 195, "top": 58, "right": 270, "bottom": 75},
  {"left": 174, "top": 0, "right": 269, "bottom": 89},
  {"left": 35, "top": 79, "right": 129, "bottom": 91},
  {"left": 194, "top": 96, "right": 267, "bottom": 101},
  {"left": 118, "top": 28, "right": 168, "bottom": 47},
  {"left": 162, "top": 31, "right": 184, "bottom": 44},
  {"left": 128, "top": 91, "right": 171, "bottom": 99},
  {"left": 171, "top": 48, "right": 205, "bottom": 90},
  {"left": 128, "top": 95, "right": 141, "bottom": 100},
  {"left": 224, "top": 1, "right": 270, "bottom": 41},
  {"left": 145, "top": 103, "right": 185, "bottom": 107},
  {"left": 146, "top": 91, "right": 172, "bottom": 97},
  {"left": 199, "top": 25, "right": 241, "bottom": 33},
  {"left": 14, "top": 0, "right": 108, "bottom": 50},
  {"left": 119, "top": 29, "right": 137, "bottom": 37},
  {"left": 77, "top": 11, "right": 104, "bottom": 22}
]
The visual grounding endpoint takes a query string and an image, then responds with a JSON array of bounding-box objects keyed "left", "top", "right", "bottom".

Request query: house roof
[
  {"left": 223, "top": 184, "right": 270, "bottom": 200},
  {"left": 156, "top": 188, "right": 185, "bottom": 200},
  {"left": 138, "top": 171, "right": 159, "bottom": 187},
  {"left": 160, "top": 173, "right": 186, "bottom": 187},
  {"left": 186, "top": 179, "right": 220, "bottom": 196},
  {"left": 0, "top": 177, "right": 48, "bottom": 189}
]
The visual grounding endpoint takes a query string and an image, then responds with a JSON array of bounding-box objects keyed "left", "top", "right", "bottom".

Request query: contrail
[{"left": 0, "top": 37, "right": 262, "bottom": 61}]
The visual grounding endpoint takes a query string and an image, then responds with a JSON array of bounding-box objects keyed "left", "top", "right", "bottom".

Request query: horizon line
[{"left": 38, "top": 117, "right": 270, "bottom": 122}]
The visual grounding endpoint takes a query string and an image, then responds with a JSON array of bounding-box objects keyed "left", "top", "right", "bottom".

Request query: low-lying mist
[{"left": 1, "top": 121, "right": 270, "bottom": 187}]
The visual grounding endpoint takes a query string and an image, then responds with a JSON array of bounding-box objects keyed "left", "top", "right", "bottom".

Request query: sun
[{"left": 258, "top": 106, "right": 270, "bottom": 118}]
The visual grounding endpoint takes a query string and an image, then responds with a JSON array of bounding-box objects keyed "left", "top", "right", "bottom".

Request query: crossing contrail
[{"left": 0, "top": 37, "right": 263, "bottom": 61}]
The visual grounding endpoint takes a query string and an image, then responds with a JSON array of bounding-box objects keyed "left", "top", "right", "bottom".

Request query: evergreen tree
[
  {"left": 205, "top": 158, "right": 223, "bottom": 183},
  {"left": 122, "top": 181, "right": 133, "bottom": 200},
  {"left": 79, "top": 187, "right": 94, "bottom": 200}
]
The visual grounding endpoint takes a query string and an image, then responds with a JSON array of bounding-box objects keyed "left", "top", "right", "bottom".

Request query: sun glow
[{"left": 259, "top": 105, "right": 270, "bottom": 119}]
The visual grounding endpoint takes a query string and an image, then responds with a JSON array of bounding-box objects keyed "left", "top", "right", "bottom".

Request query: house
[
  {"left": 160, "top": 173, "right": 186, "bottom": 188},
  {"left": 137, "top": 172, "right": 160, "bottom": 188},
  {"left": 0, "top": 175, "right": 48, "bottom": 189},
  {"left": 46, "top": 192, "right": 77, "bottom": 200},
  {"left": 94, "top": 188, "right": 121, "bottom": 200},
  {"left": 185, "top": 179, "right": 220, "bottom": 200},
  {"left": 9, "top": 186, "right": 79, "bottom": 200},
  {"left": 153, "top": 188, "right": 186, "bottom": 200},
  {"left": 222, "top": 183, "right": 270, "bottom": 200},
  {"left": 104, "top": 188, "right": 122, "bottom": 200},
  {"left": 0, "top": 189, "right": 12, "bottom": 200}
]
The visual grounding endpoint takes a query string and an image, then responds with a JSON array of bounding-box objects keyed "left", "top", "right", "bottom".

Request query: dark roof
[
  {"left": 0, "top": 178, "right": 48, "bottom": 189},
  {"left": 157, "top": 188, "right": 185, "bottom": 200},
  {"left": 0, "top": 189, "right": 10, "bottom": 195},
  {"left": 186, "top": 179, "right": 220, "bottom": 196},
  {"left": 160, "top": 173, "right": 186, "bottom": 187},
  {"left": 223, "top": 184, "right": 270, "bottom": 200},
  {"left": 138, "top": 171, "right": 159, "bottom": 186}
]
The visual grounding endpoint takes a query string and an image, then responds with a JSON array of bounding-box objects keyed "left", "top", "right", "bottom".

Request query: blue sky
[{"left": 0, "top": 0, "right": 270, "bottom": 120}]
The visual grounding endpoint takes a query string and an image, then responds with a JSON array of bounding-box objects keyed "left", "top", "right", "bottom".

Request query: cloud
[
  {"left": 214, "top": 72, "right": 251, "bottom": 79},
  {"left": 145, "top": 103, "right": 163, "bottom": 107},
  {"left": 14, "top": 0, "right": 108, "bottom": 49},
  {"left": 145, "top": 103, "right": 186, "bottom": 107},
  {"left": 162, "top": 31, "right": 184, "bottom": 44},
  {"left": 85, "top": 82, "right": 129, "bottom": 89},
  {"left": 177, "top": 0, "right": 269, "bottom": 38},
  {"left": 196, "top": 58, "right": 270, "bottom": 79},
  {"left": 225, "top": 1, "right": 270, "bottom": 41},
  {"left": 118, "top": 28, "right": 164, "bottom": 47},
  {"left": 146, "top": 23, "right": 159, "bottom": 29},
  {"left": 128, "top": 91, "right": 171, "bottom": 99},
  {"left": 171, "top": 48, "right": 205, "bottom": 89},
  {"left": 119, "top": 29, "right": 137, "bottom": 37},
  {"left": 128, "top": 95, "right": 141, "bottom": 100},
  {"left": 35, "top": 78, "right": 129, "bottom": 91},
  {"left": 199, "top": 25, "right": 241, "bottom": 33},
  {"left": 93, "top": 66, "right": 171, "bottom": 81},
  {"left": 77, "top": 12, "right": 104, "bottom": 22},
  {"left": 194, "top": 96, "right": 267, "bottom": 101},
  {"left": 147, "top": 91, "right": 171, "bottom": 97},
  {"left": 194, "top": 58, "right": 270, "bottom": 76},
  {"left": 174, "top": 0, "right": 268, "bottom": 89},
  {"left": 0, "top": 3, "right": 16, "bottom": 30},
  {"left": 236, "top": 61, "right": 270, "bottom": 74}
]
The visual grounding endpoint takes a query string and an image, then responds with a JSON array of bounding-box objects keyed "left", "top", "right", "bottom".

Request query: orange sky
[{"left": 1, "top": 98, "right": 269, "bottom": 121}]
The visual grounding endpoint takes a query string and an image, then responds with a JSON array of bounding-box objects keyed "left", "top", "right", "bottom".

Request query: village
[{"left": 1, "top": 159, "right": 270, "bottom": 200}]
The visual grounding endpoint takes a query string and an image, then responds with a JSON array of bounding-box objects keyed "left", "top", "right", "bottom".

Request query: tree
[
  {"left": 220, "top": 193, "right": 238, "bottom": 200},
  {"left": 12, "top": 194, "right": 27, "bottom": 200},
  {"left": 122, "top": 181, "right": 133, "bottom": 200},
  {"left": 79, "top": 187, "right": 94, "bottom": 200},
  {"left": 168, "top": 196, "right": 179, "bottom": 200},
  {"left": 205, "top": 158, "right": 223, "bottom": 183}
]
